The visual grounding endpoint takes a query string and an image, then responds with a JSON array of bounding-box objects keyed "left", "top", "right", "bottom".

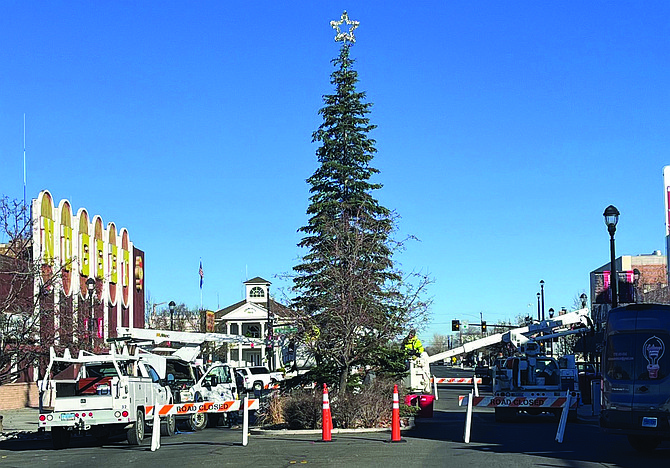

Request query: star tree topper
[{"left": 330, "top": 11, "right": 360, "bottom": 43}]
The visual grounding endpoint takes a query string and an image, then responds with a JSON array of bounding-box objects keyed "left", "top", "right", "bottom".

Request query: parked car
[{"left": 236, "top": 366, "right": 283, "bottom": 392}]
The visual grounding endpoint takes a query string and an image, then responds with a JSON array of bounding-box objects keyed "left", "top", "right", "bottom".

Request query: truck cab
[
  {"left": 180, "top": 362, "right": 239, "bottom": 430},
  {"left": 601, "top": 303, "right": 670, "bottom": 452}
]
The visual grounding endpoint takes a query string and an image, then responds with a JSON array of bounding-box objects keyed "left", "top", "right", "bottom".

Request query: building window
[
  {"left": 250, "top": 286, "right": 265, "bottom": 298},
  {"left": 230, "top": 323, "right": 239, "bottom": 335},
  {"left": 243, "top": 324, "right": 261, "bottom": 338}
]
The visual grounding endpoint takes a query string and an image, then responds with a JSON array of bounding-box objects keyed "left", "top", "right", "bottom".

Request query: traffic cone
[
  {"left": 322, "top": 383, "right": 332, "bottom": 442},
  {"left": 391, "top": 384, "right": 402, "bottom": 442}
]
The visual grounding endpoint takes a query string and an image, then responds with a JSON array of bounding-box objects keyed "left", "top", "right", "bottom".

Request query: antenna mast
[{"left": 23, "top": 114, "right": 27, "bottom": 225}]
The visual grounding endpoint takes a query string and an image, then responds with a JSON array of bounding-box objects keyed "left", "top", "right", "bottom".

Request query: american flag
[{"left": 199, "top": 260, "right": 204, "bottom": 289}]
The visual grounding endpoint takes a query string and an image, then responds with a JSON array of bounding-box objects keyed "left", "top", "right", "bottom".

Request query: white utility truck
[
  {"left": 116, "top": 327, "right": 250, "bottom": 430},
  {"left": 492, "top": 339, "right": 581, "bottom": 421},
  {"left": 406, "top": 308, "right": 593, "bottom": 395},
  {"left": 38, "top": 347, "right": 174, "bottom": 449}
]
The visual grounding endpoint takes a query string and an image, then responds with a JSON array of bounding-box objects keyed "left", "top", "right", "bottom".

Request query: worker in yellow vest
[{"left": 404, "top": 329, "right": 425, "bottom": 357}]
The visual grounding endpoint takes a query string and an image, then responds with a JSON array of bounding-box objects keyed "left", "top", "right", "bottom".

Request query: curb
[{"left": 251, "top": 418, "right": 415, "bottom": 436}]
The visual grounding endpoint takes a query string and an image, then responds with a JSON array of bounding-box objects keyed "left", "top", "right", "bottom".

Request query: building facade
[
  {"left": 31, "top": 190, "right": 145, "bottom": 349},
  {"left": 215, "top": 277, "right": 294, "bottom": 369},
  {"left": 590, "top": 250, "right": 668, "bottom": 326}
]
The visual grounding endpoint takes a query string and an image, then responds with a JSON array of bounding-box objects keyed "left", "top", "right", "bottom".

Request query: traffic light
[
  {"left": 452, "top": 320, "right": 460, "bottom": 331},
  {"left": 481, "top": 321, "right": 487, "bottom": 333}
]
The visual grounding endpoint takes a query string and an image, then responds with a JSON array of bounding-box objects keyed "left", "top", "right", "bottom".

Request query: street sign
[{"left": 273, "top": 325, "right": 298, "bottom": 335}]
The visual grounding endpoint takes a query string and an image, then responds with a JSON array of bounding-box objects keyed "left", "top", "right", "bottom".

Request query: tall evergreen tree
[{"left": 293, "top": 16, "right": 427, "bottom": 393}]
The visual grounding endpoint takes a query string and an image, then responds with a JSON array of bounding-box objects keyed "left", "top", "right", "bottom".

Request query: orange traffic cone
[
  {"left": 391, "top": 384, "right": 402, "bottom": 442},
  {"left": 322, "top": 383, "right": 332, "bottom": 442}
]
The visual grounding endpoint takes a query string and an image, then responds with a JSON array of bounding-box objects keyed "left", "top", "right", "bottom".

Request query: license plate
[
  {"left": 60, "top": 413, "right": 75, "bottom": 421},
  {"left": 642, "top": 417, "right": 658, "bottom": 428}
]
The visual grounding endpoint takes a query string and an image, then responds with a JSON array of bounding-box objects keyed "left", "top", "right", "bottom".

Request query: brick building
[{"left": 590, "top": 250, "right": 668, "bottom": 326}]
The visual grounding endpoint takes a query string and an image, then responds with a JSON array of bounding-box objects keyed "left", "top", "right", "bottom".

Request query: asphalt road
[{"left": 1, "top": 366, "right": 669, "bottom": 467}]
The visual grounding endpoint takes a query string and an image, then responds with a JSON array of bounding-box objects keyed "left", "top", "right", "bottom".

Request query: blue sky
[{"left": 1, "top": 2, "right": 669, "bottom": 344}]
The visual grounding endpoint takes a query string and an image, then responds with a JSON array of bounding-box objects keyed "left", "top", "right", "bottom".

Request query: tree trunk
[{"left": 338, "top": 364, "right": 349, "bottom": 397}]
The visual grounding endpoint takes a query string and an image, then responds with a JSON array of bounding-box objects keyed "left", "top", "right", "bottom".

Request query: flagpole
[{"left": 23, "top": 114, "right": 27, "bottom": 224}]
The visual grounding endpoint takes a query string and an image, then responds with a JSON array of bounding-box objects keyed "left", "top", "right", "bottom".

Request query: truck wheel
[
  {"left": 189, "top": 412, "right": 208, "bottom": 431},
  {"left": 51, "top": 427, "right": 71, "bottom": 449},
  {"left": 628, "top": 435, "right": 661, "bottom": 452},
  {"left": 127, "top": 408, "right": 145, "bottom": 445},
  {"left": 160, "top": 414, "right": 176, "bottom": 437},
  {"left": 253, "top": 381, "right": 263, "bottom": 392},
  {"left": 188, "top": 393, "right": 208, "bottom": 431}
]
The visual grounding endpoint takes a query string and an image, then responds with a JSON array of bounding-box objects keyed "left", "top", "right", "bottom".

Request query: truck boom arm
[
  {"left": 428, "top": 308, "right": 591, "bottom": 362},
  {"left": 117, "top": 327, "right": 264, "bottom": 346}
]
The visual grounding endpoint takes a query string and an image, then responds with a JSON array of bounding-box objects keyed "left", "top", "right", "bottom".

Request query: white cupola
[{"left": 244, "top": 277, "right": 271, "bottom": 304}]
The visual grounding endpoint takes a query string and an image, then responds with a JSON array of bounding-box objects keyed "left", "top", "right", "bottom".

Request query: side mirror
[{"left": 167, "top": 373, "right": 175, "bottom": 384}]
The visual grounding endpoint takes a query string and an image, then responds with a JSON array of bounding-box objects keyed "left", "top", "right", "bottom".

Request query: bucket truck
[{"left": 405, "top": 308, "right": 593, "bottom": 397}]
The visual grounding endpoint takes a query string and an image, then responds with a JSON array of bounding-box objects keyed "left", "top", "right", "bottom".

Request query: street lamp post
[
  {"left": 86, "top": 278, "right": 96, "bottom": 349},
  {"left": 604, "top": 205, "right": 620, "bottom": 308},
  {"left": 537, "top": 292, "right": 541, "bottom": 322},
  {"left": 169, "top": 301, "right": 176, "bottom": 331},
  {"left": 540, "top": 280, "right": 545, "bottom": 321}
]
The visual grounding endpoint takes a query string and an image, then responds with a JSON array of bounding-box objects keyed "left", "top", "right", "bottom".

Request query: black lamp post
[
  {"left": 547, "top": 307, "right": 555, "bottom": 356},
  {"left": 169, "top": 301, "right": 176, "bottom": 331},
  {"left": 540, "top": 280, "right": 545, "bottom": 321},
  {"left": 86, "top": 278, "right": 96, "bottom": 348},
  {"left": 537, "top": 292, "right": 541, "bottom": 321},
  {"left": 603, "top": 205, "right": 620, "bottom": 308}
]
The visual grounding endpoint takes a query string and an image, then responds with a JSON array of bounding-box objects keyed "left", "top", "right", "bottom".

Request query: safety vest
[{"left": 405, "top": 336, "right": 424, "bottom": 354}]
